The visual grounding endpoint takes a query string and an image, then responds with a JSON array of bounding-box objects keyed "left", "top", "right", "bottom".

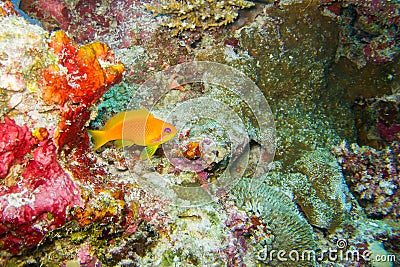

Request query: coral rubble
[
  {"left": 320, "top": 0, "right": 399, "bottom": 68},
  {"left": 334, "top": 141, "right": 399, "bottom": 219}
]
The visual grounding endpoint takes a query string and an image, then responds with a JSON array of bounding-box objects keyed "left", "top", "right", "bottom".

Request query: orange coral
[
  {"left": 39, "top": 31, "right": 124, "bottom": 150},
  {"left": 41, "top": 30, "right": 124, "bottom": 106},
  {"left": 73, "top": 190, "right": 126, "bottom": 227},
  {"left": 182, "top": 141, "right": 201, "bottom": 160},
  {"left": 0, "top": 0, "right": 19, "bottom": 17}
]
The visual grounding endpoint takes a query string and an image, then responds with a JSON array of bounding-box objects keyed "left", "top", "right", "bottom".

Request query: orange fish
[{"left": 88, "top": 108, "right": 177, "bottom": 159}]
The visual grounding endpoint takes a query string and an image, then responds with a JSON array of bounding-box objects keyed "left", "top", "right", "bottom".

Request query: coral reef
[
  {"left": 1, "top": 0, "right": 399, "bottom": 265},
  {"left": 245, "top": 149, "right": 353, "bottom": 230},
  {"left": 333, "top": 141, "right": 399, "bottom": 219},
  {"left": 205, "top": 2, "right": 354, "bottom": 230},
  {"left": 320, "top": 0, "right": 399, "bottom": 68},
  {"left": 0, "top": 8, "right": 126, "bottom": 256},
  {"left": 145, "top": 0, "right": 255, "bottom": 35},
  {"left": 226, "top": 2, "right": 357, "bottom": 167},
  {"left": 21, "top": 0, "right": 161, "bottom": 48}
]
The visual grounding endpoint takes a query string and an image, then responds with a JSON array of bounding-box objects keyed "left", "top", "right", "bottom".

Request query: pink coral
[
  {"left": 223, "top": 203, "right": 251, "bottom": 266},
  {"left": 0, "top": 116, "right": 36, "bottom": 178},
  {"left": 377, "top": 122, "right": 400, "bottom": 143},
  {"left": 333, "top": 141, "right": 399, "bottom": 219},
  {"left": 0, "top": 118, "right": 83, "bottom": 254}
]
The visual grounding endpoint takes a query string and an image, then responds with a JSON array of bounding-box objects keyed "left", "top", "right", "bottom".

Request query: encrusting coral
[
  {"left": 291, "top": 149, "right": 352, "bottom": 229},
  {"left": 145, "top": 0, "right": 255, "bottom": 35},
  {"left": 320, "top": 0, "right": 399, "bottom": 67},
  {"left": 41, "top": 30, "right": 124, "bottom": 107},
  {"left": 0, "top": 117, "right": 83, "bottom": 254}
]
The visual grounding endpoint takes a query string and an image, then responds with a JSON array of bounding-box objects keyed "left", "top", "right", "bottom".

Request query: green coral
[
  {"left": 264, "top": 150, "right": 352, "bottom": 230},
  {"left": 145, "top": 0, "right": 255, "bottom": 35},
  {"left": 290, "top": 150, "right": 352, "bottom": 229},
  {"left": 232, "top": 178, "right": 317, "bottom": 267},
  {"left": 90, "top": 82, "right": 135, "bottom": 128}
]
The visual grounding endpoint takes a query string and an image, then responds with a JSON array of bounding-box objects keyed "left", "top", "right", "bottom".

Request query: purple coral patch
[
  {"left": 377, "top": 122, "right": 400, "bottom": 143},
  {"left": 333, "top": 142, "right": 399, "bottom": 219}
]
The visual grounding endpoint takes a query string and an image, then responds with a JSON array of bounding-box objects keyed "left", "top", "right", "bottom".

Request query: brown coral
[
  {"left": 291, "top": 150, "right": 352, "bottom": 229},
  {"left": 145, "top": 0, "right": 254, "bottom": 35}
]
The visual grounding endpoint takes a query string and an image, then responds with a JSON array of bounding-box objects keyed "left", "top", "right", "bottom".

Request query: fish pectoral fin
[
  {"left": 114, "top": 140, "right": 135, "bottom": 148},
  {"left": 140, "top": 145, "right": 159, "bottom": 160}
]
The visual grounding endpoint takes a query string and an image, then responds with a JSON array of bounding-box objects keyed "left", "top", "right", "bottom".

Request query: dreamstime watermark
[{"left": 256, "top": 239, "right": 397, "bottom": 264}]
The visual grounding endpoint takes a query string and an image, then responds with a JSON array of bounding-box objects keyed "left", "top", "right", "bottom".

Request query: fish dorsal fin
[
  {"left": 102, "top": 108, "right": 154, "bottom": 131},
  {"left": 102, "top": 111, "right": 127, "bottom": 130},
  {"left": 138, "top": 107, "right": 154, "bottom": 119}
]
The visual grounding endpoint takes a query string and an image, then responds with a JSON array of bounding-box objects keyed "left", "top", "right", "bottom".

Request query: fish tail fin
[{"left": 87, "top": 130, "right": 109, "bottom": 150}]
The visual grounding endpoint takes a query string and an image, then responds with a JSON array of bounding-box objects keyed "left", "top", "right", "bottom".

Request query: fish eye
[{"left": 164, "top": 127, "right": 172, "bottom": 134}]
